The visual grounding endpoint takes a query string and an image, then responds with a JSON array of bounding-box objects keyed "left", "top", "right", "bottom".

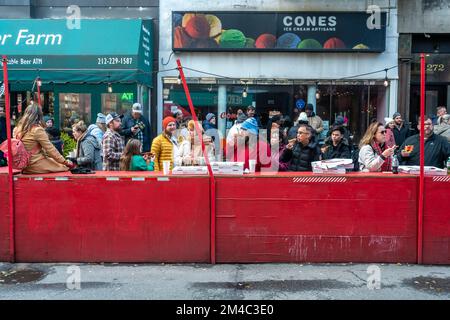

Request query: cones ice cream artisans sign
[{"left": 172, "top": 11, "right": 386, "bottom": 52}]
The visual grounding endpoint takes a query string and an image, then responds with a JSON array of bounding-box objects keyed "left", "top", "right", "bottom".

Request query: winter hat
[
  {"left": 162, "top": 116, "right": 176, "bottom": 130},
  {"left": 236, "top": 113, "right": 247, "bottom": 124},
  {"left": 305, "top": 103, "right": 314, "bottom": 111},
  {"left": 393, "top": 112, "right": 401, "bottom": 120},
  {"left": 105, "top": 112, "right": 121, "bottom": 125},
  {"left": 132, "top": 103, "right": 143, "bottom": 114},
  {"left": 206, "top": 113, "right": 215, "bottom": 121},
  {"left": 241, "top": 117, "right": 259, "bottom": 135},
  {"left": 335, "top": 115, "right": 345, "bottom": 126},
  {"left": 172, "top": 109, "right": 183, "bottom": 117},
  {"left": 384, "top": 117, "right": 394, "bottom": 125},
  {"left": 43, "top": 115, "right": 54, "bottom": 123},
  {"left": 298, "top": 112, "right": 308, "bottom": 122},
  {"left": 96, "top": 113, "right": 106, "bottom": 124}
]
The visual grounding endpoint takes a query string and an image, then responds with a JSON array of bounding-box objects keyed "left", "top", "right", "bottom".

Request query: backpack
[{"left": 0, "top": 134, "right": 40, "bottom": 170}]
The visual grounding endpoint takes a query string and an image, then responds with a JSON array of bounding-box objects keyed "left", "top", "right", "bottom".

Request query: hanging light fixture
[
  {"left": 177, "top": 75, "right": 182, "bottom": 85},
  {"left": 242, "top": 80, "right": 248, "bottom": 98},
  {"left": 107, "top": 83, "right": 113, "bottom": 93},
  {"left": 36, "top": 77, "right": 42, "bottom": 87},
  {"left": 383, "top": 68, "right": 389, "bottom": 87},
  {"left": 315, "top": 81, "right": 320, "bottom": 100}
]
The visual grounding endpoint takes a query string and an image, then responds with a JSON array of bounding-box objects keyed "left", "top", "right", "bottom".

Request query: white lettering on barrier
[
  {"left": 131, "top": 177, "right": 145, "bottom": 181},
  {"left": 106, "top": 177, "right": 120, "bottom": 181},
  {"left": 55, "top": 177, "right": 68, "bottom": 181}
]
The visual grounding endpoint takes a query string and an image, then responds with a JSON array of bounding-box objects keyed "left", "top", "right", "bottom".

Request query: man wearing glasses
[
  {"left": 279, "top": 124, "right": 321, "bottom": 171},
  {"left": 399, "top": 116, "right": 450, "bottom": 169}
]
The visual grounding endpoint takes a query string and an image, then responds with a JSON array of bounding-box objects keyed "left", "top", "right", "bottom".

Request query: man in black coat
[
  {"left": 321, "top": 126, "right": 352, "bottom": 160},
  {"left": 392, "top": 112, "right": 412, "bottom": 147},
  {"left": 280, "top": 124, "right": 321, "bottom": 171},
  {"left": 121, "top": 103, "right": 151, "bottom": 152},
  {"left": 399, "top": 116, "right": 450, "bottom": 169}
]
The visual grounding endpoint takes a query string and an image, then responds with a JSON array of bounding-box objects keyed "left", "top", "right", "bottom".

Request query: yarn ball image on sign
[
  {"left": 174, "top": 26, "right": 194, "bottom": 48},
  {"left": 219, "top": 29, "right": 246, "bottom": 48},
  {"left": 255, "top": 34, "right": 277, "bottom": 49},
  {"left": 184, "top": 15, "right": 211, "bottom": 39},
  {"left": 324, "top": 37, "right": 346, "bottom": 49},
  {"left": 297, "top": 39, "right": 322, "bottom": 50},
  {"left": 276, "top": 33, "right": 301, "bottom": 49}
]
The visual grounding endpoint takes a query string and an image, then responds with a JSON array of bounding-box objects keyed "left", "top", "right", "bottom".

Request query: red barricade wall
[
  {"left": 423, "top": 176, "right": 450, "bottom": 264},
  {"left": 215, "top": 173, "right": 418, "bottom": 263},
  {"left": 13, "top": 173, "right": 210, "bottom": 263},
  {"left": 0, "top": 169, "right": 11, "bottom": 261}
]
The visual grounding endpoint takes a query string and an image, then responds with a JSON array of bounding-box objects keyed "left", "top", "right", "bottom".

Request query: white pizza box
[
  {"left": 172, "top": 166, "right": 208, "bottom": 175},
  {"left": 398, "top": 165, "right": 447, "bottom": 176}
]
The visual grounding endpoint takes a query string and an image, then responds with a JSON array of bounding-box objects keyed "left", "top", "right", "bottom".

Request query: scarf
[{"left": 371, "top": 142, "right": 392, "bottom": 172}]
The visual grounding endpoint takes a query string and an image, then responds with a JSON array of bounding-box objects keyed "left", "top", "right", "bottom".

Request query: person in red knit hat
[{"left": 150, "top": 116, "right": 180, "bottom": 171}]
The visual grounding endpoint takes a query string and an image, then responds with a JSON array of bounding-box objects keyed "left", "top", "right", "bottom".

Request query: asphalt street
[{"left": 0, "top": 262, "right": 449, "bottom": 300}]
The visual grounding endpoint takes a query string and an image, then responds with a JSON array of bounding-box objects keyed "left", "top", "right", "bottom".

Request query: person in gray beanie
[
  {"left": 87, "top": 113, "right": 107, "bottom": 150},
  {"left": 203, "top": 113, "right": 216, "bottom": 131}
]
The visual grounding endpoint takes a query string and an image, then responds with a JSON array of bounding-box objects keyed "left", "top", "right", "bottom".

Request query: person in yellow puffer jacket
[{"left": 151, "top": 116, "right": 180, "bottom": 171}]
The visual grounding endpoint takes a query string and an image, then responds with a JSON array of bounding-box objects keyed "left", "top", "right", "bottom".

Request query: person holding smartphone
[{"left": 358, "top": 122, "right": 397, "bottom": 172}]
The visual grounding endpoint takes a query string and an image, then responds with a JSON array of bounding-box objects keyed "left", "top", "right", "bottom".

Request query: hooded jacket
[
  {"left": 76, "top": 133, "right": 102, "bottom": 171},
  {"left": 434, "top": 123, "right": 450, "bottom": 143}
]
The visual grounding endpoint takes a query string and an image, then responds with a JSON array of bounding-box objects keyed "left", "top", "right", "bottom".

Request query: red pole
[
  {"left": 2, "top": 56, "right": 15, "bottom": 262},
  {"left": 176, "top": 59, "right": 216, "bottom": 264},
  {"left": 418, "top": 53, "right": 426, "bottom": 264}
]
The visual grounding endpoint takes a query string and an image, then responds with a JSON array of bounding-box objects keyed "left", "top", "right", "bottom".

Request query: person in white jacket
[
  {"left": 175, "top": 120, "right": 215, "bottom": 165},
  {"left": 358, "top": 121, "right": 397, "bottom": 172}
]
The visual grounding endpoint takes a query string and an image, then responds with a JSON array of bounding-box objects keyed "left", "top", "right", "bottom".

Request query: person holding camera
[{"left": 121, "top": 103, "right": 151, "bottom": 152}]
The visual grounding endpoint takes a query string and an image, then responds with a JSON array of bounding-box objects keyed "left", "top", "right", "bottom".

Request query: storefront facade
[
  {"left": 0, "top": 19, "right": 153, "bottom": 132},
  {"left": 398, "top": 0, "right": 450, "bottom": 124},
  {"left": 158, "top": 0, "right": 399, "bottom": 143}
]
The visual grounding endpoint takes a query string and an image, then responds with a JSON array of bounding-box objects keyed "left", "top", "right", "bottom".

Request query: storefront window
[
  {"left": 163, "top": 79, "right": 387, "bottom": 145},
  {"left": 102, "top": 93, "right": 134, "bottom": 116},
  {"left": 59, "top": 93, "right": 91, "bottom": 133}
]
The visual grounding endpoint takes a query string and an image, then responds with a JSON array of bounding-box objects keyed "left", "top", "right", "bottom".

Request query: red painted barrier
[
  {"left": 1, "top": 169, "right": 449, "bottom": 264},
  {"left": 215, "top": 173, "right": 418, "bottom": 263},
  {"left": 423, "top": 176, "right": 450, "bottom": 264},
  {"left": 12, "top": 172, "right": 210, "bottom": 263},
  {"left": 0, "top": 169, "right": 11, "bottom": 261}
]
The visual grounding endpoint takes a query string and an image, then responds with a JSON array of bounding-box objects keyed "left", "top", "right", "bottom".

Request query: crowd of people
[{"left": 1, "top": 102, "right": 449, "bottom": 174}]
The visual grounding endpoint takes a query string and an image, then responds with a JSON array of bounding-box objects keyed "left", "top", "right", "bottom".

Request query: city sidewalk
[{"left": 0, "top": 262, "right": 449, "bottom": 300}]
